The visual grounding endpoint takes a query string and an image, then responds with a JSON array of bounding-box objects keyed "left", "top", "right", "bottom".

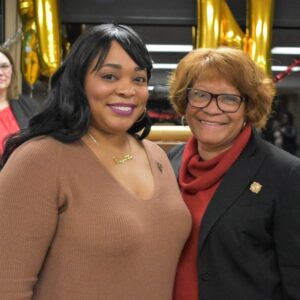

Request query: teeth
[
  {"left": 201, "top": 120, "right": 218, "bottom": 125},
  {"left": 112, "top": 106, "right": 131, "bottom": 111}
]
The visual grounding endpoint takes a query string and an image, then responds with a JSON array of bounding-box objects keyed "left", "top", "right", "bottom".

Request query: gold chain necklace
[{"left": 87, "top": 133, "right": 134, "bottom": 165}]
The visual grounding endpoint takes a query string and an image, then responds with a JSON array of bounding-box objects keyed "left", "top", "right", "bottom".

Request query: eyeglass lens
[
  {"left": 188, "top": 89, "right": 243, "bottom": 113},
  {"left": 0, "top": 64, "right": 11, "bottom": 71}
]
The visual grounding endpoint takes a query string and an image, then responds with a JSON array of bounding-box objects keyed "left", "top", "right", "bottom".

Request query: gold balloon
[
  {"left": 246, "top": 0, "right": 274, "bottom": 75},
  {"left": 20, "top": 21, "right": 40, "bottom": 86},
  {"left": 220, "top": 1, "right": 245, "bottom": 50},
  {"left": 34, "top": 0, "right": 61, "bottom": 77},
  {"left": 18, "top": 0, "right": 34, "bottom": 20},
  {"left": 18, "top": 0, "right": 40, "bottom": 86},
  {"left": 196, "top": 0, "right": 222, "bottom": 48},
  {"left": 195, "top": 0, "right": 274, "bottom": 74}
]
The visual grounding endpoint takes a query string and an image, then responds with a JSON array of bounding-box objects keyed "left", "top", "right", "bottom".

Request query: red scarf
[{"left": 173, "top": 124, "right": 251, "bottom": 300}]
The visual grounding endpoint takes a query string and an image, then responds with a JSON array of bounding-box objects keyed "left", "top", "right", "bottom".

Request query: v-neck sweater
[{"left": 0, "top": 137, "right": 192, "bottom": 300}]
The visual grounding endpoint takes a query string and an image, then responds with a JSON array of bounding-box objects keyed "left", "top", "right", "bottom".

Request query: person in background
[
  {"left": 168, "top": 47, "right": 300, "bottom": 300},
  {"left": 262, "top": 110, "right": 299, "bottom": 156},
  {"left": 280, "top": 111, "right": 298, "bottom": 155},
  {"left": 0, "top": 24, "right": 191, "bottom": 300},
  {"left": 0, "top": 46, "right": 40, "bottom": 155}
]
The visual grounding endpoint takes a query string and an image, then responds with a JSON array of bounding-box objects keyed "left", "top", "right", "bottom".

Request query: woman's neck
[
  {"left": 197, "top": 138, "right": 236, "bottom": 161},
  {"left": 197, "top": 124, "right": 251, "bottom": 161},
  {"left": 0, "top": 90, "right": 9, "bottom": 110},
  {"left": 0, "top": 89, "right": 8, "bottom": 103}
]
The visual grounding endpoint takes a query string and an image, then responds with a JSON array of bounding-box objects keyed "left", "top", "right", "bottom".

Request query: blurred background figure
[
  {"left": 280, "top": 111, "right": 298, "bottom": 154},
  {"left": 261, "top": 97, "right": 299, "bottom": 156},
  {"left": 0, "top": 46, "right": 40, "bottom": 156}
]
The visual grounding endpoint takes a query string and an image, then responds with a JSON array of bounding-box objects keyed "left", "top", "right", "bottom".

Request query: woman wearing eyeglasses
[
  {"left": 0, "top": 47, "right": 40, "bottom": 156},
  {"left": 168, "top": 47, "right": 300, "bottom": 299}
]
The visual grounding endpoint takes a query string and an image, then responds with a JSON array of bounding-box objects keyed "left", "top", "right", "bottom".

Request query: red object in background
[
  {"left": 273, "top": 58, "right": 300, "bottom": 83},
  {"left": 148, "top": 110, "right": 179, "bottom": 121}
]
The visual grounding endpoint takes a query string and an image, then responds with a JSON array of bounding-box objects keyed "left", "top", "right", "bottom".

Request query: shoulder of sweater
[
  {"left": 19, "top": 135, "right": 63, "bottom": 151},
  {"left": 143, "top": 138, "right": 182, "bottom": 161},
  {"left": 10, "top": 136, "right": 66, "bottom": 169},
  {"left": 142, "top": 138, "right": 167, "bottom": 155},
  {"left": 1, "top": 138, "right": 65, "bottom": 192}
]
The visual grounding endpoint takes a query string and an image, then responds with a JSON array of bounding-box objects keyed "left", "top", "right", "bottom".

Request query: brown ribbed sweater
[{"left": 0, "top": 137, "right": 191, "bottom": 300}]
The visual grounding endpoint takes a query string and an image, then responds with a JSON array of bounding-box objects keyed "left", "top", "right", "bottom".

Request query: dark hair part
[{"left": 2, "top": 24, "right": 153, "bottom": 165}]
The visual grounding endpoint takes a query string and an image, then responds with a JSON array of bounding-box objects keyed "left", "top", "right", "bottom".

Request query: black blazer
[
  {"left": 168, "top": 129, "right": 300, "bottom": 299},
  {"left": 9, "top": 95, "right": 40, "bottom": 129},
  {"left": 0, "top": 96, "right": 40, "bottom": 168}
]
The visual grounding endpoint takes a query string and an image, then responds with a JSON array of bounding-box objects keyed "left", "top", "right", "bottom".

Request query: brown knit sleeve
[{"left": 0, "top": 137, "right": 62, "bottom": 299}]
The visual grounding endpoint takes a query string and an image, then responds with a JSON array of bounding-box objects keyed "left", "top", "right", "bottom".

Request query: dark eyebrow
[
  {"left": 101, "top": 63, "right": 145, "bottom": 72},
  {"left": 102, "top": 63, "right": 121, "bottom": 70}
]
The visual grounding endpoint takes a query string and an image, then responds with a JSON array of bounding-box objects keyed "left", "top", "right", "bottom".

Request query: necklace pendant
[
  {"left": 87, "top": 132, "right": 134, "bottom": 165},
  {"left": 113, "top": 153, "right": 134, "bottom": 165}
]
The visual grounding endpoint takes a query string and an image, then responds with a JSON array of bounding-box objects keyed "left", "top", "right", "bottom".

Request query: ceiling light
[
  {"left": 271, "top": 47, "right": 300, "bottom": 55},
  {"left": 272, "top": 65, "right": 300, "bottom": 72},
  {"left": 153, "top": 63, "right": 178, "bottom": 69},
  {"left": 146, "top": 44, "right": 193, "bottom": 52},
  {"left": 152, "top": 63, "right": 300, "bottom": 72}
]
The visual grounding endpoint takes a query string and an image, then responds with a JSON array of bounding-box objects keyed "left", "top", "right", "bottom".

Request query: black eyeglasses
[
  {"left": 0, "top": 63, "right": 11, "bottom": 72},
  {"left": 187, "top": 88, "right": 246, "bottom": 113}
]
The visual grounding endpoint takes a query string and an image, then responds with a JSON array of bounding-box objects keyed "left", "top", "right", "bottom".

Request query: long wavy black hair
[{"left": 2, "top": 24, "right": 153, "bottom": 166}]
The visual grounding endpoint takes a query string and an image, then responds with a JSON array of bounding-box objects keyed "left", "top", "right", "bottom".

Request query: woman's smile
[{"left": 107, "top": 103, "right": 136, "bottom": 116}]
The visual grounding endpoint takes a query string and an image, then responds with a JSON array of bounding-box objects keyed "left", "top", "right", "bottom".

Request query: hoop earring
[
  {"left": 181, "top": 115, "right": 188, "bottom": 127},
  {"left": 136, "top": 108, "right": 147, "bottom": 123},
  {"left": 240, "top": 120, "right": 247, "bottom": 132}
]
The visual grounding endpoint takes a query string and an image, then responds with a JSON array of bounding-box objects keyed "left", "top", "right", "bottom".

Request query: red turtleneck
[{"left": 173, "top": 124, "right": 252, "bottom": 300}]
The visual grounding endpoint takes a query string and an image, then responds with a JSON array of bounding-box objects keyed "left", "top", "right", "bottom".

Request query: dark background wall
[
  {"left": 58, "top": 0, "right": 300, "bottom": 27},
  {"left": 58, "top": 0, "right": 300, "bottom": 90}
]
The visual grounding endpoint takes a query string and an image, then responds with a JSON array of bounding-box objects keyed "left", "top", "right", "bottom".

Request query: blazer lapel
[
  {"left": 10, "top": 99, "right": 28, "bottom": 129},
  {"left": 198, "top": 131, "right": 267, "bottom": 251}
]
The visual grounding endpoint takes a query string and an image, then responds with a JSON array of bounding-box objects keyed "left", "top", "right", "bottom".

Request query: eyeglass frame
[
  {"left": 186, "top": 88, "right": 246, "bottom": 113},
  {"left": 0, "top": 63, "right": 12, "bottom": 72}
]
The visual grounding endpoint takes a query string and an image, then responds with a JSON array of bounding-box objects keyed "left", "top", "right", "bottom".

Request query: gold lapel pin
[{"left": 249, "top": 181, "right": 262, "bottom": 194}]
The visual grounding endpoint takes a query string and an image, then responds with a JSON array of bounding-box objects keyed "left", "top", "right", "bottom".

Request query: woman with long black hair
[{"left": 0, "top": 24, "right": 191, "bottom": 300}]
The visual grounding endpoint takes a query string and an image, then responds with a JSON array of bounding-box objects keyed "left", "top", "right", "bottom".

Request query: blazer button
[{"left": 201, "top": 273, "right": 210, "bottom": 281}]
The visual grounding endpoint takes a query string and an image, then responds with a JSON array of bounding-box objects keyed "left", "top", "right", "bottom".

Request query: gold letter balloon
[
  {"left": 18, "top": 0, "right": 40, "bottom": 86},
  {"left": 34, "top": 0, "right": 61, "bottom": 77},
  {"left": 246, "top": 0, "right": 274, "bottom": 75},
  {"left": 18, "top": 0, "right": 61, "bottom": 85},
  {"left": 196, "top": 0, "right": 274, "bottom": 75}
]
